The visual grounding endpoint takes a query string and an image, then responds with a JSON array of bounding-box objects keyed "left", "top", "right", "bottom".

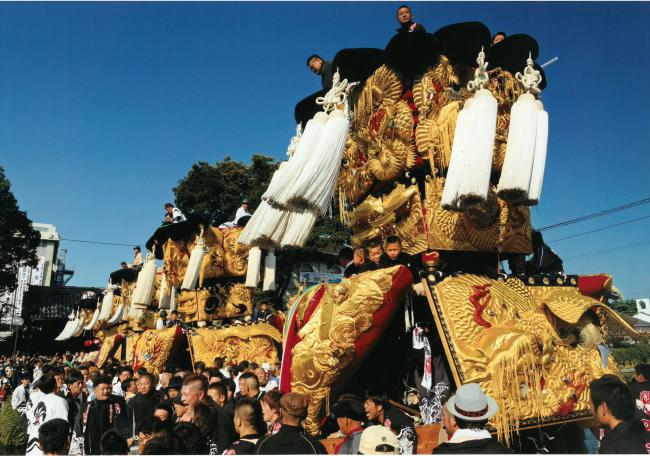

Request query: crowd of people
[{"left": 0, "top": 351, "right": 647, "bottom": 455}]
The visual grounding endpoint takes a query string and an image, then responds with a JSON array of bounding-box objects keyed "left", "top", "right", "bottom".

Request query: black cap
[
  {"left": 332, "top": 398, "right": 366, "bottom": 422},
  {"left": 168, "top": 377, "right": 182, "bottom": 390}
]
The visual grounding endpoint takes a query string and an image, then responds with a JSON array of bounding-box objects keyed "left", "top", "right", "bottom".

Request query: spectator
[
  {"left": 164, "top": 203, "right": 186, "bottom": 223},
  {"left": 172, "top": 395, "right": 189, "bottom": 423},
  {"left": 142, "top": 436, "right": 174, "bottom": 455},
  {"left": 224, "top": 398, "right": 266, "bottom": 455},
  {"left": 157, "top": 371, "right": 172, "bottom": 391},
  {"left": 235, "top": 199, "right": 252, "bottom": 225},
  {"left": 169, "top": 310, "right": 182, "bottom": 327},
  {"left": 26, "top": 374, "right": 69, "bottom": 455},
  {"left": 491, "top": 31, "right": 507, "bottom": 45},
  {"left": 154, "top": 401, "right": 174, "bottom": 421},
  {"left": 306, "top": 54, "right": 334, "bottom": 91},
  {"left": 112, "top": 366, "right": 133, "bottom": 397},
  {"left": 590, "top": 375, "right": 650, "bottom": 453},
  {"left": 434, "top": 383, "right": 509, "bottom": 454},
  {"left": 359, "top": 241, "right": 383, "bottom": 273},
  {"left": 100, "top": 429, "right": 129, "bottom": 455},
  {"left": 63, "top": 370, "right": 87, "bottom": 432},
  {"left": 194, "top": 361, "right": 207, "bottom": 376},
  {"left": 172, "top": 422, "right": 208, "bottom": 455},
  {"left": 207, "top": 368, "right": 224, "bottom": 384},
  {"left": 332, "top": 398, "right": 366, "bottom": 454},
  {"left": 364, "top": 389, "right": 416, "bottom": 454},
  {"left": 72, "top": 375, "right": 129, "bottom": 456},
  {"left": 215, "top": 357, "right": 231, "bottom": 379},
  {"left": 396, "top": 4, "right": 426, "bottom": 33},
  {"left": 132, "top": 246, "right": 143, "bottom": 271},
  {"left": 358, "top": 425, "right": 399, "bottom": 455},
  {"left": 344, "top": 247, "right": 367, "bottom": 278},
  {"left": 255, "top": 367, "right": 271, "bottom": 392},
  {"left": 208, "top": 382, "right": 228, "bottom": 408},
  {"left": 127, "top": 373, "right": 162, "bottom": 437},
  {"left": 155, "top": 310, "right": 170, "bottom": 330},
  {"left": 38, "top": 418, "right": 71, "bottom": 455},
  {"left": 121, "top": 378, "right": 137, "bottom": 402},
  {"left": 255, "top": 392, "right": 327, "bottom": 454},
  {"left": 11, "top": 372, "right": 32, "bottom": 411},
  {"left": 50, "top": 366, "right": 66, "bottom": 396},
  {"left": 338, "top": 246, "right": 354, "bottom": 270},
  {"left": 261, "top": 389, "right": 283, "bottom": 435},
  {"left": 240, "top": 372, "right": 265, "bottom": 400},
  {"left": 134, "top": 417, "right": 172, "bottom": 455},
  {"left": 167, "top": 377, "right": 182, "bottom": 400},
  {"left": 629, "top": 363, "right": 650, "bottom": 426}
]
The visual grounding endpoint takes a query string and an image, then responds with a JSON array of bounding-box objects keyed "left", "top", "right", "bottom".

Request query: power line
[
  {"left": 60, "top": 238, "right": 139, "bottom": 247},
  {"left": 564, "top": 240, "right": 650, "bottom": 260},
  {"left": 539, "top": 197, "right": 650, "bottom": 231},
  {"left": 547, "top": 214, "right": 650, "bottom": 243}
]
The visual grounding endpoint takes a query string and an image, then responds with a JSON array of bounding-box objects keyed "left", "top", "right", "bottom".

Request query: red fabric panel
[
  {"left": 578, "top": 274, "right": 612, "bottom": 298},
  {"left": 280, "top": 285, "right": 327, "bottom": 392},
  {"left": 352, "top": 266, "right": 413, "bottom": 364}
]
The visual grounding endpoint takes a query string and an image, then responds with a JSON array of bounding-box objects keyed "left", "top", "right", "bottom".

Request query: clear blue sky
[{"left": 1, "top": 2, "right": 649, "bottom": 299}]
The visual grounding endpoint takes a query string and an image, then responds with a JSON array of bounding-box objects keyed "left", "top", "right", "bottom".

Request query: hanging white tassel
[
  {"left": 261, "top": 161, "right": 289, "bottom": 205},
  {"left": 55, "top": 314, "right": 76, "bottom": 341},
  {"left": 496, "top": 92, "right": 538, "bottom": 203},
  {"left": 280, "top": 212, "right": 317, "bottom": 248},
  {"left": 181, "top": 231, "right": 208, "bottom": 290},
  {"left": 132, "top": 249, "right": 157, "bottom": 305},
  {"left": 84, "top": 307, "right": 100, "bottom": 331},
  {"left": 456, "top": 88, "right": 498, "bottom": 209},
  {"left": 245, "top": 247, "right": 262, "bottom": 288},
  {"left": 441, "top": 99, "right": 475, "bottom": 209},
  {"left": 266, "top": 112, "right": 328, "bottom": 208},
  {"left": 239, "top": 200, "right": 272, "bottom": 245},
  {"left": 253, "top": 205, "right": 290, "bottom": 248},
  {"left": 289, "top": 109, "right": 350, "bottom": 214},
  {"left": 169, "top": 286, "right": 177, "bottom": 311},
  {"left": 497, "top": 53, "right": 546, "bottom": 205},
  {"left": 98, "top": 285, "right": 114, "bottom": 321},
  {"left": 108, "top": 304, "right": 123, "bottom": 324},
  {"left": 159, "top": 274, "right": 171, "bottom": 310},
  {"left": 263, "top": 250, "right": 276, "bottom": 292},
  {"left": 71, "top": 316, "right": 86, "bottom": 337},
  {"left": 526, "top": 100, "right": 548, "bottom": 205}
]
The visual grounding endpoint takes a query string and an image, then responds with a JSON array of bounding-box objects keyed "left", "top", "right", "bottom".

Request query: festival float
[{"left": 55, "top": 21, "right": 641, "bottom": 452}]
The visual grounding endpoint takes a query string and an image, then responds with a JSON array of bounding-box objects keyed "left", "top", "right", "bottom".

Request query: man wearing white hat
[{"left": 434, "top": 383, "right": 510, "bottom": 454}]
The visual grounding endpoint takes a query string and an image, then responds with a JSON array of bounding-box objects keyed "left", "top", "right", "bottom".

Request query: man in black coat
[
  {"left": 590, "top": 375, "right": 650, "bottom": 454},
  {"left": 63, "top": 370, "right": 87, "bottom": 432},
  {"left": 306, "top": 54, "right": 334, "bottom": 91},
  {"left": 434, "top": 383, "right": 510, "bottom": 454},
  {"left": 71, "top": 375, "right": 129, "bottom": 456},
  {"left": 255, "top": 392, "right": 326, "bottom": 454},
  {"left": 127, "top": 372, "right": 162, "bottom": 436}
]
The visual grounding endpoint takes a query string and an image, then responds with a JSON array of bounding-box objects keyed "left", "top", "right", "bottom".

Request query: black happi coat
[
  {"left": 434, "top": 437, "right": 511, "bottom": 454},
  {"left": 599, "top": 420, "right": 650, "bottom": 454},
  {"left": 75, "top": 395, "right": 129, "bottom": 455},
  {"left": 255, "top": 424, "right": 327, "bottom": 454}
]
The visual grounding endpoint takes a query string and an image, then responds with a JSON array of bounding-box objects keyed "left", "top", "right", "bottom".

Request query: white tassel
[
  {"left": 441, "top": 99, "right": 475, "bottom": 209},
  {"left": 497, "top": 92, "right": 538, "bottom": 203},
  {"left": 280, "top": 212, "right": 317, "bottom": 248},
  {"left": 169, "top": 286, "right": 177, "bottom": 311},
  {"left": 108, "top": 304, "right": 123, "bottom": 324},
  {"left": 288, "top": 110, "right": 350, "bottom": 214},
  {"left": 55, "top": 316, "right": 75, "bottom": 341},
  {"left": 132, "top": 250, "right": 157, "bottom": 305},
  {"left": 245, "top": 247, "right": 262, "bottom": 288},
  {"left": 98, "top": 286, "right": 114, "bottom": 321},
  {"left": 71, "top": 317, "right": 85, "bottom": 337},
  {"left": 268, "top": 112, "right": 328, "bottom": 208},
  {"left": 261, "top": 161, "right": 289, "bottom": 204},
  {"left": 239, "top": 200, "right": 272, "bottom": 245},
  {"left": 254, "top": 206, "right": 290, "bottom": 248},
  {"left": 181, "top": 233, "right": 208, "bottom": 290},
  {"left": 159, "top": 274, "right": 171, "bottom": 310},
  {"left": 456, "top": 88, "right": 497, "bottom": 209},
  {"left": 263, "top": 250, "right": 276, "bottom": 292},
  {"left": 526, "top": 100, "right": 548, "bottom": 205},
  {"left": 84, "top": 308, "right": 100, "bottom": 331}
]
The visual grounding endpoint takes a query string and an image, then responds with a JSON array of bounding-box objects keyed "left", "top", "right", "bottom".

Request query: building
[{"left": 0, "top": 223, "right": 74, "bottom": 330}]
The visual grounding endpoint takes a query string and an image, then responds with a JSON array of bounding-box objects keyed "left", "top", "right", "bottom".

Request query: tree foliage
[
  {"left": 173, "top": 155, "right": 277, "bottom": 226},
  {"left": 0, "top": 167, "right": 39, "bottom": 294}
]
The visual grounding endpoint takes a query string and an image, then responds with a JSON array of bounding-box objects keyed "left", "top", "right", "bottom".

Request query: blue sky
[{"left": 1, "top": 2, "right": 649, "bottom": 299}]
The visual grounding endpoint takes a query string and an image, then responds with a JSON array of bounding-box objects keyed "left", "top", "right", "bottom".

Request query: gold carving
[
  {"left": 426, "top": 275, "right": 624, "bottom": 445},
  {"left": 289, "top": 266, "right": 402, "bottom": 434},
  {"left": 222, "top": 227, "right": 250, "bottom": 277},
  {"left": 131, "top": 327, "right": 178, "bottom": 375},
  {"left": 424, "top": 177, "right": 532, "bottom": 254},
  {"left": 177, "top": 283, "right": 253, "bottom": 323},
  {"left": 189, "top": 323, "right": 281, "bottom": 368}
]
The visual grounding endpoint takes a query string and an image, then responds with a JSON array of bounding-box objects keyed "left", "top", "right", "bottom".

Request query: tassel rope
[
  {"left": 280, "top": 211, "right": 317, "bottom": 248},
  {"left": 263, "top": 250, "right": 277, "bottom": 292},
  {"left": 181, "top": 227, "right": 208, "bottom": 290},
  {"left": 526, "top": 100, "right": 548, "bottom": 205},
  {"left": 132, "top": 248, "right": 158, "bottom": 305},
  {"left": 245, "top": 247, "right": 262, "bottom": 288},
  {"left": 441, "top": 99, "right": 475, "bottom": 209}
]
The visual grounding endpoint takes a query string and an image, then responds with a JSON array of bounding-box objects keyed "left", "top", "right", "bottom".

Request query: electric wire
[
  {"left": 60, "top": 238, "right": 139, "bottom": 247},
  {"left": 546, "top": 214, "right": 650, "bottom": 243},
  {"left": 564, "top": 240, "right": 650, "bottom": 260},
  {"left": 539, "top": 197, "right": 650, "bottom": 231}
]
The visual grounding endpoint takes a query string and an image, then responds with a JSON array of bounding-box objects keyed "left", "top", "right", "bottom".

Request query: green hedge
[
  {"left": 611, "top": 343, "right": 650, "bottom": 368},
  {"left": 0, "top": 396, "right": 27, "bottom": 449}
]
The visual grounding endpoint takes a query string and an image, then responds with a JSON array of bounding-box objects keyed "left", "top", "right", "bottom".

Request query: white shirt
[
  {"left": 234, "top": 206, "right": 251, "bottom": 223},
  {"left": 172, "top": 207, "right": 186, "bottom": 223},
  {"left": 112, "top": 382, "right": 124, "bottom": 397},
  {"left": 11, "top": 384, "right": 29, "bottom": 410},
  {"left": 219, "top": 368, "right": 231, "bottom": 379},
  {"left": 156, "top": 318, "right": 169, "bottom": 330},
  {"left": 25, "top": 392, "right": 69, "bottom": 455},
  {"left": 448, "top": 428, "right": 492, "bottom": 444},
  {"left": 32, "top": 367, "right": 42, "bottom": 383}
]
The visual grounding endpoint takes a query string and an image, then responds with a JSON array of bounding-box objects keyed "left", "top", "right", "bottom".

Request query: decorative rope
[
  {"left": 467, "top": 47, "right": 490, "bottom": 92},
  {"left": 515, "top": 53, "right": 542, "bottom": 95},
  {"left": 316, "top": 70, "right": 349, "bottom": 113}
]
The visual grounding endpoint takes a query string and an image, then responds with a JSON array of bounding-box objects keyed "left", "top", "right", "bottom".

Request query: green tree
[{"left": 0, "top": 167, "right": 40, "bottom": 294}]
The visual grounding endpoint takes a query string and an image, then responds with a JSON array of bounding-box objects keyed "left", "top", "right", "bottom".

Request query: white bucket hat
[
  {"left": 446, "top": 383, "right": 498, "bottom": 421},
  {"left": 358, "top": 425, "right": 399, "bottom": 454}
]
